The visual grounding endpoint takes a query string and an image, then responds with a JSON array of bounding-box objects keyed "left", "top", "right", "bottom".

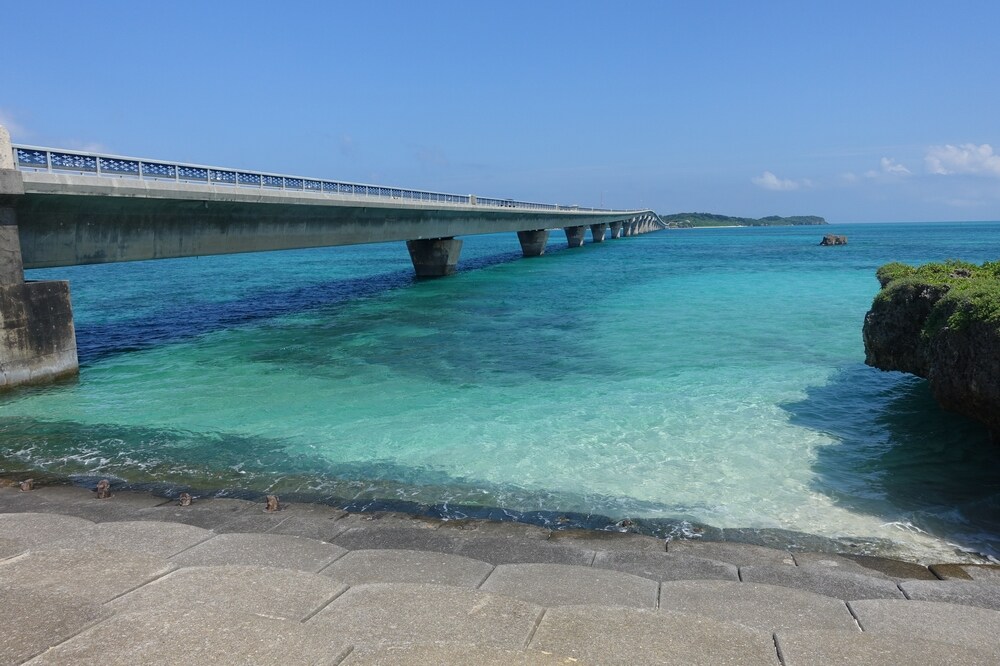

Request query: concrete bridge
[{"left": 0, "top": 126, "right": 664, "bottom": 389}]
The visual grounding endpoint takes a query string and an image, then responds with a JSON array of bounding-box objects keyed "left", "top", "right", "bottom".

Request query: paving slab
[
  {"left": 899, "top": 579, "right": 1000, "bottom": 611},
  {"left": 41, "top": 492, "right": 171, "bottom": 523},
  {"left": 333, "top": 527, "right": 595, "bottom": 566},
  {"left": 848, "top": 599, "right": 1000, "bottom": 650},
  {"left": 112, "top": 564, "right": 347, "bottom": 621},
  {"left": 169, "top": 532, "right": 346, "bottom": 572},
  {"left": 44, "top": 520, "right": 212, "bottom": 557},
  {"left": 658, "top": 580, "right": 857, "bottom": 632},
  {"left": 593, "top": 550, "right": 738, "bottom": 582},
  {"left": 0, "top": 589, "right": 112, "bottom": 665},
  {"left": 437, "top": 519, "right": 551, "bottom": 540},
  {"left": 530, "top": 605, "right": 778, "bottom": 665},
  {"left": 794, "top": 552, "right": 935, "bottom": 580},
  {"left": 336, "top": 511, "right": 443, "bottom": 530},
  {"left": 343, "top": 643, "right": 576, "bottom": 665},
  {"left": 775, "top": 629, "right": 996, "bottom": 666},
  {"left": 0, "top": 512, "right": 96, "bottom": 548},
  {"left": 25, "top": 607, "right": 352, "bottom": 665},
  {"left": 547, "top": 529, "right": 665, "bottom": 552},
  {"left": 267, "top": 515, "right": 351, "bottom": 541},
  {"left": 309, "top": 583, "right": 542, "bottom": 649},
  {"left": 320, "top": 548, "right": 493, "bottom": 587},
  {"left": 481, "top": 563, "right": 658, "bottom": 608},
  {"left": 740, "top": 564, "right": 905, "bottom": 600},
  {"left": 666, "top": 540, "right": 796, "bottom": 567},
  {"left": 929, "top": 562, "right": 1000, "bottom": 583},
  {"left": 0, "top": 548, "right": 174, "bottom": 602},
  {"left": 136, "top": 497, "right": 261, "bottom": 529}
]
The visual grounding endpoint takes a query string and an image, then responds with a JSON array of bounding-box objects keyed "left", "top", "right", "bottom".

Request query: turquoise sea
[{"left": 2, "top": 222, "right": 998, "bottom": 561}]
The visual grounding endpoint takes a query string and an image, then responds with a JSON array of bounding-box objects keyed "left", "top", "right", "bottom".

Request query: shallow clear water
[{"left": 2, "top": 222, "right": 999, "bottom": 561}]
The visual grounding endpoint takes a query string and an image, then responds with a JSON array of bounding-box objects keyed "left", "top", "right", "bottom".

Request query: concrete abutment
[{"left": 1, "top": 127, "right": 79, "bottom": 389}]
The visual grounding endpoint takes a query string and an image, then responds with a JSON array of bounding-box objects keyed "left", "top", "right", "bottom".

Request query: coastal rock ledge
[{"left": 863, "top": 260, "right": 1000, "bottom": 441}]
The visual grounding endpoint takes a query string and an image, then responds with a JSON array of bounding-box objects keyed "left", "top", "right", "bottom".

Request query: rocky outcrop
[
  {"left": 863, "top": 261, "right": 1000, "bottom": 439},
  {"left": 820, "top": 234, "right": 847, "bottom": 246}
]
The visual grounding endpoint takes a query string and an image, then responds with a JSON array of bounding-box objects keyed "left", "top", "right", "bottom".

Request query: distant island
[{"left": 660, "top": 213, "right": 827, "bottom": 228}]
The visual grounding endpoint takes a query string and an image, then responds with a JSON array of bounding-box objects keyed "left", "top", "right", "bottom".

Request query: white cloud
[
  {"left": 752, "top": 170, "right": 808, "bottom": 191},
  {"left": 880, "top": 157, "right": 911, "bottom": 175},
  {"left": 925, "top": 143, "right": 1000, "bottom": 177}
]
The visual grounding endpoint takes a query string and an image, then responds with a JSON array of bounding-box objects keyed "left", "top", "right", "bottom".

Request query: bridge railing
[{"left": 11, "top": 145, "right": 638, "bottom": 215}]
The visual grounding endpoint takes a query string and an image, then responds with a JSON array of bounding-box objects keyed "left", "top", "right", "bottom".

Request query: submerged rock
[{"left": 863, "top": 260, "right": 1000, "bottom": 439}]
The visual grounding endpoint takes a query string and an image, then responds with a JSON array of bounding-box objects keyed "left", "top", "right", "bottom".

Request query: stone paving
[{"left": 1, "top": 485, "right": 999, "bottom": 664}]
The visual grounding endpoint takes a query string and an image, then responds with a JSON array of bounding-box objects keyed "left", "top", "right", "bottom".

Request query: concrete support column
[
  {"left": 0, "top": 125, "right": 79, "bottom": 389},
  {"left": 564, "top": 225, "right": 586, "bottom": 248},
  {"left": 590, "top": 223, "right": 608, "bottom": 243},
  {"left": 610, "top": 222, "right": 624, "bottom": 239},
  {"left": 517, "top": 229, "right": 550, "bottom": 257},
  {"left": 405, "top": 237, "right": 463, "bottom": 277}
]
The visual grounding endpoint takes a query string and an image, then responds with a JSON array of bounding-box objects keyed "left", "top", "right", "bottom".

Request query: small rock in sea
[
  {"left": 19, "top": 479, "right": 34, "bottom": 492},
  {"left": 819, "top": 234, "right": 848, "bottom": 246},
  {"left": 95, "top": 479, "right": 112, "bottom": 500},
  {"left": 616, "top": 518, "right": 636, "bottom": 529},
  {"left": 264, "top": 495, "right": 281, "bottom": 512},
  {"left": 178, "top": 493, "right": 193, "bottom": 507}
]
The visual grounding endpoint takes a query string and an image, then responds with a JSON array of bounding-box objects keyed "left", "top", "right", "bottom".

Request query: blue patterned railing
[{"left": 11, "top": 144, "right": 634, "bottom": 214}]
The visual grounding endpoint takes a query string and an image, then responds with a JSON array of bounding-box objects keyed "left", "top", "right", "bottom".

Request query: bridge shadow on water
[
  {"left": 74, "top": 249, "right": 524, "bottom": 365},
  {"left": 781, "top": 363, "right": 1000, "bottom": 558}
]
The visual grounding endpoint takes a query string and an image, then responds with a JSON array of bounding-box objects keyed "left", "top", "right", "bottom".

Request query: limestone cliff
[{"left": 863, "top": 260, "right": 1000, "bottom": 439}]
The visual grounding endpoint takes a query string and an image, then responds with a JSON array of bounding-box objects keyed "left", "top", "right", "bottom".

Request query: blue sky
[{"left": 3, "top": 1, "right": 998, "bottom": 222}]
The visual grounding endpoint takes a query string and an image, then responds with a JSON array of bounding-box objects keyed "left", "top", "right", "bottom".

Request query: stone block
[
  {"left": 481, "top": 562, "right": 658, "bottom": 608},
  {"left": 136, "top": 497, "right": 261, "bottom": 529},
  {"left": 794, "top": 552, "right": 935, "bottom": 580},
  {"left": 112, "top": 565, "right": 346, "bottom": 621},
  {"left": 740, "top": 564, "right": 905, "bottom": 600},
  {"left": 775, "top": 629, "right": 996, "bottom": 666},
  {"left": 666, "top": 540, "right": 796, "bottom": 567},
  {"left": 530, "top": 606, "right": 778, "bottom": 665},
  {"left": 0, "top": 547, "right": 174, "bottom": 602},
  {"left": 900, "top": 579, "right": 1000, "bottom": 611},
  {"left": 547, "top": 528, "right": 665, "bottom": 552},
  {"left": 320, "top": 548, "right": 493, "bottom": 587},
  {"left": 0, "top": 512, "right": 96, "bottom": 548},
  {"left": 593, "top": 550, "right": 739, "bottom": 582},
  {"left": 848, "top": 599, "right": 1000, "bottom": 651},
  {"left": 169, "top": 532, "right": 347, "bottom": 573},
  {"left": 25, "top": 608, "right": 352, "bottom": 665},
  {"left": 658, "top": 580, "right": 857, "bottom": 632},
  {"left": 44, "top": 520, "right": 212, "bottom": 558},
  {"left": 929, "top": 563, "right": 1000, "bottom": 582},
  {"left": 308, "top": 583, "right": 542, "bottom": 648}
]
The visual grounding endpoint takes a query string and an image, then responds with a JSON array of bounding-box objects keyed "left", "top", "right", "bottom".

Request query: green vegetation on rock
[
  {"left": 874, "top": 259, "right": 1000, "bottom": 334},
  {"left": 864, "top": 259, "right": 1000, "bottom": 439},
  {"left": 659, "top": 212, "right": 826, "bottom": 228}
]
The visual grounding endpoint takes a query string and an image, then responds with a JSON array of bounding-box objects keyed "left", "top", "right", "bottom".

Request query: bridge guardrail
[{"left": 11, "top": 145, "right": 642, "bottom": 215}]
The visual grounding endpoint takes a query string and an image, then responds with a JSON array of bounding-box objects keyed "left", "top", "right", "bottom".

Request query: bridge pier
[
  {"left": 610, "top": 222, "right": 624, "bottom": 239},
  {"left": 564, "top": 226, "right": 586, "bottom": 248},
  {"left": 516, "top": 229, "right": 550, "bottom": 257},
  {"left": 590, "top": 223, "right": 608, "bottom": 243},
  {"left": 405, "top": 237, "right": 463, "bottom": 277},
  {"left": 0, "top": 127, "right": 78, "bottom": 389}
]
